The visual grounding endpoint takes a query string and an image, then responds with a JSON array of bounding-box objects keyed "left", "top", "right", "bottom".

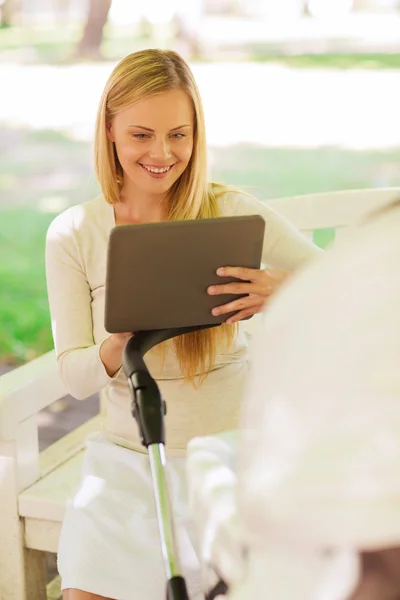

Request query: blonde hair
[{"left": 94, "top": 49, "right": 237, "bottom": 383}]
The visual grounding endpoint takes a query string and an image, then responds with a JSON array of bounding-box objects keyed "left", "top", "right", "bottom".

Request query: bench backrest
[{"left": 268, "top": 187, "right": 400, "bottom": 249}]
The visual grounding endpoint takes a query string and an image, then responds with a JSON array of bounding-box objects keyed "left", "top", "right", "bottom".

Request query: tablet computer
[{"left": 104, "top": 215, "right": 265, "bottom": 333}]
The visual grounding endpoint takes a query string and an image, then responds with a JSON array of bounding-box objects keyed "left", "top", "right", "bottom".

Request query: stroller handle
[
  {"left": 123, "top": 325, "right": 219, "bottom": 378},
  {"left": 122, "top": 326, "right": 219, "bottom": 447},
  {"left": 122, "top": 326, "right": 223, "bottom": 599}
]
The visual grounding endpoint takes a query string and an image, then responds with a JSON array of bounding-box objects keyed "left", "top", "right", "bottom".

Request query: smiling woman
[
  {"left": 93, "top": 49, "right": 211, "bottom": 227},
  {"left": 106, "top": 89, "right": 194, "bottom": 208},
  {"left": 45, "top": 48, "right": 321, "bottom": 600}
]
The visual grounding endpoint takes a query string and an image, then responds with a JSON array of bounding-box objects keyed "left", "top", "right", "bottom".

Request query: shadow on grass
[
  {"left": 209, "top": 143, "right": 400, "bottom": 200},
  {"left": 0, "top": 124, "right": 100, "bottom": 209},
  {"left": 1, "top": 122, "right": 400, "bottom": 363}
]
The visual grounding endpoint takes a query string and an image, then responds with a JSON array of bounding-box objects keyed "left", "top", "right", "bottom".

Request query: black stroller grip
[
  {"left": 122, "top": 326, "right": 219, "bottom": 378},
  {"left": 123, "top": 326, "right": 219, "bottom": 447}
]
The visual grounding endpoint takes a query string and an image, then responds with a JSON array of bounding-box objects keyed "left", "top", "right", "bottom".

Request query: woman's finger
[
  {"left": 217, "top": 266, "right": 264, "bottom": 282},
  {"left": 226, "top": 306, "right": 262, "bottom": 324},
  {"left": 208, "top": 280, "right": 272, "bottom": 297},
  {"left": 212, "top": 295, "right": 264, "bottom": 317},
  {"left": 208, "top": 282, "right": 258, "bottom": 296},
  {"left": 218, "top": 266, "right": 289, "bottom": 288}
]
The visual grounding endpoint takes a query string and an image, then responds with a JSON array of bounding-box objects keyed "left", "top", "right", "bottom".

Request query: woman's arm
[{"left": 45, "top": 211, "right": 130, "bottom": 399}]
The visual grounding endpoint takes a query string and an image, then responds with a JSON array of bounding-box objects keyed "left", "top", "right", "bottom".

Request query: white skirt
[{"left": 58, "top": 432, "right": 203, "bottom": 599}]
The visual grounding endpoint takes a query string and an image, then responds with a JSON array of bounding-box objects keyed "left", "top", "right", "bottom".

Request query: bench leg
[
  {"left": 0, "top": 456, "right": 46, "bottom": 600},
  {"left": 24, "top": 548, "right": 47, "bottom": 600}
]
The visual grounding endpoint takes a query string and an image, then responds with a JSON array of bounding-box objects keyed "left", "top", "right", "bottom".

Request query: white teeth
[{"left": 142, "top": 164, "right": 171, "bottom": 174}]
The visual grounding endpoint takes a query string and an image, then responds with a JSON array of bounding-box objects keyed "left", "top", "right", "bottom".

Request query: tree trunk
[{"left": 77, "top": 0, "right": 112, "bottom": 59}]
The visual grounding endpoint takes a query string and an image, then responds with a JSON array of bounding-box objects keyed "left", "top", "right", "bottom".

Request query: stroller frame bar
[{"left": 148, "top": 442, "right": 181, "bottom": 580}]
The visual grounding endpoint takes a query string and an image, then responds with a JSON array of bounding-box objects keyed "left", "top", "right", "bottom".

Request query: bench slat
[
  {"left": 267, "top": 187, "right": 400, "bottom": 230},
  {"left": 19, "top": 451, "right": 84, "bottom": 522},
  {"left": 39, "top": 415, "right": 101, "bottom": 477}
]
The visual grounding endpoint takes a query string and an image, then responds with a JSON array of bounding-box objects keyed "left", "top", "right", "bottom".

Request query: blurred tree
[
  {"left": 76, "top": 0, "right": 112, "bottom": 59},
  {"left": 0, "top": 0, "right": 20, "bottom": 28}
]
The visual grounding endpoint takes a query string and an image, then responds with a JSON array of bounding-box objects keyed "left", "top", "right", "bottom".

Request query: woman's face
[{"left": 108, "top": 89, "right": 195, "bottom": 197}]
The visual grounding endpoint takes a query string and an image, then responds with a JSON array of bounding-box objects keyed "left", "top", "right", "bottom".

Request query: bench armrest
[{"left": 0, "top": 350, "right": 66, "bottom": 442}]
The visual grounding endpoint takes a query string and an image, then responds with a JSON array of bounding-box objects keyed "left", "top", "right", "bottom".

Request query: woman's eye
[{"left": 132, "top": 133, "right": 186, "bottom": 140}]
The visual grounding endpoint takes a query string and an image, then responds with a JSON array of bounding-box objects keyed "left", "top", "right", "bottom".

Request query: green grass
[
  {"left": 0, "top": 23, "right": 150, "bottom": 63},
  {"left": 1, "top": 124, "right": 399, "bottom": 364},
  {"left": 211, "top": 145, "right": 400, "bottom": 200},
  {"left": 2, "top": 23, "right": 400, "bottom": 68},
  {"left": 250, "top": 52, "right": 400, "bottom": 69},
  {"left": 0, "top": 126, "right": 99, "bottom": 208},
  {"left": 0, "top": 209, "right": 55, "bottom": 363}
]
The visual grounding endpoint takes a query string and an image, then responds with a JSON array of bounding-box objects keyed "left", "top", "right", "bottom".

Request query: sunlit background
[
  {"left": 1, "top": 0, "right": 400, "bottom": 392},
  {"left": 1, "top": 0, "right": 400, "bottom": 365},
  {"left": 0, "top": 1, "right": 399, "bottom": 589},
  {"left": 1, "top": 2, "right": 400, "bottom": 354}
]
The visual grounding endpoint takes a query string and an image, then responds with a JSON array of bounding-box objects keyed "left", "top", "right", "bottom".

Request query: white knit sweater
[{"left": 46, "top": 191, "right": 320, "bottom": 454}]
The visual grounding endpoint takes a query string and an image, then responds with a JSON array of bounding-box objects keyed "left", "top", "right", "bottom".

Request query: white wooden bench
[{"left": 1, "top": 187, "right": 399, "bottom": 600}]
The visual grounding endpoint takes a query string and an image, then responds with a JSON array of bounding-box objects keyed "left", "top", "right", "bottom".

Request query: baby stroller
[{"left": 123, "top": 325, "right": 228, "bottom": 600}]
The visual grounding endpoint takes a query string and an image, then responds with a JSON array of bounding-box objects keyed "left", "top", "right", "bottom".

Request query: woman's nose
[{"left": 148, "top": 137, "right": 172, "bottom": 161}]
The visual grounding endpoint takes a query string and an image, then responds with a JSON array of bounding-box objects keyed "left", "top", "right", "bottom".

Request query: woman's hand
[
  {"left": 100, "top": 332, "right": 134, "bottom": 377},
  {"left": 207, "top": 267, "right": 289, "bottom": 324},
  {"left": 110, "top": 332, "right": 134, "bottom": 347}
]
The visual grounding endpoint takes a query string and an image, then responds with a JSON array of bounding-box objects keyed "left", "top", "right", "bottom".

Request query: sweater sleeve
[
  {"left": 45, "top": 210, "right": 116, "bottom": 400},
  {"left": 223, "top": 193, "right": 322, "bottom": 270}
]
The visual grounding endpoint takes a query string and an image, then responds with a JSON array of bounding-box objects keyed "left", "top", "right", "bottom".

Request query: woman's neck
[{"left": 116, "top": 183, "right": 167, "bottom": 225}]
